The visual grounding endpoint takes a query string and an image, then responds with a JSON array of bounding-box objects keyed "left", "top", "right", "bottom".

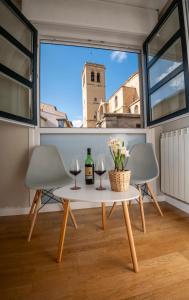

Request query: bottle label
[{"left": 85, "top": 166, "right": 93, "bottom": 179}]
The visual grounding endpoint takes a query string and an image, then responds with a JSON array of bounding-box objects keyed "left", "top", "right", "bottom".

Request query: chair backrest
[
  {"left": 126, "top": 143, "right": 159, "bottom": 182},
  {"left": 25, "top": 145, "right": 69, "bottom": 188}
]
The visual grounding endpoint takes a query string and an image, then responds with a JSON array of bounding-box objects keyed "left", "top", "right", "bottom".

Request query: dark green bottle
[{"left": 85, "top": 148, "right": 94, "bottom": 184}]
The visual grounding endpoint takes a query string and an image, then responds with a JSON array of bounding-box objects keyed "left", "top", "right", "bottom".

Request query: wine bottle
[{"left": 85, "top": 148, "right": 94, "bottom": 185}]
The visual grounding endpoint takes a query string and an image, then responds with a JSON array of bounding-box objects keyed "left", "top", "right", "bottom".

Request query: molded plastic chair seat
[
  {"left": 27, "top": 176, "right": 72, "bottom": 190},
  {"left": 130, "top": 176, "right": 154, "bottom": 185}
]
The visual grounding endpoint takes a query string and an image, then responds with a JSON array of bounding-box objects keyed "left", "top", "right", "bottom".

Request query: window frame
[
  {"left": 143, "top": 0, "right": 189, "bottom": 126},
  {"left": 39, "top": 39, "right": 144, "bottom": 130},
  {"left": 97, "top": 72, "right": 100, "bottom": 83},
  {"left": 57, "top": 119, "right": 65, "bottom": 128},
  {"left": 91, "top": 71, "right": 95, "bottom": 82},
  {"left": 0, "top": 0, "right": 38, "bottom": 125}
]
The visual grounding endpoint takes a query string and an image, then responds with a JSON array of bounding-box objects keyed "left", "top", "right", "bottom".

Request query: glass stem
[
  {"left": 100, "top": 176, "right": 102, "bottom": 189},
  {"left": 75, "top": 176, "right": 76, "bottom": 188}
]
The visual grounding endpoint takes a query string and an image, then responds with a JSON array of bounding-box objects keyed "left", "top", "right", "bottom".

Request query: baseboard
[
  {"left": 0, "top": 195, "right": 165, "bottom": 216},
  {"left": 0, "top": 207, "right": 30, "bottom": 216},
  {"left": 164, "top": 195, "right": 189, "bottom": 214}
]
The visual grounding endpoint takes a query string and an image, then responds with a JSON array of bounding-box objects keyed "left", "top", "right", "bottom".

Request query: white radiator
[{"left": 161, "top": 128, "right": 189, "bottom": 203}]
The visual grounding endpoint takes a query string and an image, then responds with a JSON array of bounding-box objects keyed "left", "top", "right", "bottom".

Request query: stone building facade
[
  {"left": 40, "top": 103, "right": 72, "bottom": 128},
  {"left": 82, "top": 63, "right": 141, "bottom": 128},
  {"left": 97, "top": 72, "right": 141, "bottom": 128},
  {"left": 82, "top": 63, "right": 106, "bottom": 128}
]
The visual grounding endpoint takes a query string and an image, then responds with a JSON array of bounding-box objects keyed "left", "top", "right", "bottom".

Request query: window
[
  {"left": 83, "top": 74, "right": 85, "bottom": 86},
  {"left": 40, "top": 43, "right": 141, "bottom": 128},
  {"left": 0, "top": 0, "right": 37, "bottom": 125},
  {"left": 143, "top": 0, "right": 189, "bottom": 126},
  {"left": 57, "top": 119, "right": 64, "bottom": 128},
  {"left": 134, "top": 105, "right": 139, "bottom": 114},
  {"left": 115, "top": 96, "right": 118, "bottom": 108},
  {"left": 97, "top": 72, "right": 100, "bottom": 82},
  {"left": 91, "top": 71, "right": 94, "bottom": 82}
]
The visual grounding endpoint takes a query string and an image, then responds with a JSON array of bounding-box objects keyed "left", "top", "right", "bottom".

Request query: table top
[{"left": 53, "top": 181, "right": 139, "bottom": 203}]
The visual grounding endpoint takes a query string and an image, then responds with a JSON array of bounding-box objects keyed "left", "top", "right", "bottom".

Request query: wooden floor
[{"left": 1, "top": 202, "right": 189, "bottom": 300}]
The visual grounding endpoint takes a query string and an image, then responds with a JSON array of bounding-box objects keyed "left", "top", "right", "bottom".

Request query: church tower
[{"left": 82, "top": 63, "right": 105, "bottom": 127}]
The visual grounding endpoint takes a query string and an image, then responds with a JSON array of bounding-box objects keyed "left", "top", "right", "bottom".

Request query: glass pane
[
  {"left": 149, "top": 38, "right": 183, "bottom": 87},
  {"left": 0, "top": 2, "right": 32, "bottom": 51},
  {"left": 0, "top": 74, "right": 32, "bottom": 119},
  {"left": 0, "top": 36, "right": 32, "bottom": 80},
  {"left": 150, "top": 72, "right": 186, "bottom": 121},
  {"left": 148, "top": 7, "right": 180, "bottom": 61}
]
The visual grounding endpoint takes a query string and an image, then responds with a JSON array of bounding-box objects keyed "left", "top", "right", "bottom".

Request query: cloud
[
  {"left": 72, "top": 119, "right": 83, "bottom": 127},
  {"left": 156, "top": 62, "right": 181, "bottom": 83},
  {"left": 169, "top": 72, "right": 184, "bottom": 90},
  {"left": 111, "top": 51, "right": 127, "bottom": 63}
]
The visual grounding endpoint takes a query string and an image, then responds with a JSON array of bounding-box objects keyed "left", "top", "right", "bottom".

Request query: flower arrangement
[{"left": 108, "top": 138, "right": 129, "bottom": 171}]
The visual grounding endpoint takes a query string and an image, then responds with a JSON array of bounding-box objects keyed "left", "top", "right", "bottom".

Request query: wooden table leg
[
  {"left": 138, "top": 186, "right": 146, "bottom": 233},
  {"left": 101, "top": 203, "right": 106, "bottom": 230},
  {"left": 57, "top": 199, "right": 70, "bottom": 263},
  {"left": 108, "top": 202, "right": 116, "bottom": 218},
  {"left": 28, "top": 190, "right": 42, "bottom": 242},
  {"left": 122, "top": 201, "right": 139, "bottom": 273},
  {"left": 147, "top": 183, "right": 163, "bottom": 216}
]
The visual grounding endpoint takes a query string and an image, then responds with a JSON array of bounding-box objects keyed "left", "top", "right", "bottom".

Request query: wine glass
[
  {"left": 95, "top": 157, "right": 106, "bottom": 190},
  {"left": 69, "top": 159, "right": 81, "bottom": 190}
]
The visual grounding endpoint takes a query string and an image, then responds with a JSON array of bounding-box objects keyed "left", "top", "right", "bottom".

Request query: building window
[
  {"left": 143, "top": 0, "right": 189, "bottom": 126},
  {"left": 57, "top": 119, "right": 64, "bottom": 127},
  {"left": 91, "top": 71, "right": 94, "bottom": 82},
  {"left": 134, "top": 105, "right": 139, "bottom": 114},
  {"left": 94, "top": 112, "right": 97, "bottom": 119},
  {"left": 83, "top": 74, "right": 85, "bottom": 86},
  {"left": 115, "top": 96, "right": 118, "bottom": 108},
  {"left": 94, "top": 97, "right": 97, "bottom": 102},
  {"left": 0, "top": 0, "right": 37, "bottom": 125},
  {"left": 97, "top": 72, "right": 100, "bottom": 82}
]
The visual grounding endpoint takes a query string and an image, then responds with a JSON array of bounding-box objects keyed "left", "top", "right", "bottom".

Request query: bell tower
[{"left": 82, "top": 63, "right": 105, "bottom": 127}]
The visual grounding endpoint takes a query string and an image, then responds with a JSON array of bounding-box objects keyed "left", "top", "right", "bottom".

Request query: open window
[
  {"left": 143, "top": 0, "right": 189, "bottom": 126},
  {"left": 40, "top": 42, "right": 141, "bottom": 128},
  {"left": 0, "top": 0, "right": 37, "bottom": 125}
]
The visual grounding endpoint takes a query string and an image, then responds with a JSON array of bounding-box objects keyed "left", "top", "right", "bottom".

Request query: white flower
[
  {"left": 121, "top": 146, "right": 126, "bottom": 155},
  {"left": 126, "top": 150, "right": 130, "bottom": 157}
]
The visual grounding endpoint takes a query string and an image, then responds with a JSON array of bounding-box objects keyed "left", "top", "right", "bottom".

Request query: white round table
[{"left": 54, "top": 183, "right": 140, "bottom": 273}]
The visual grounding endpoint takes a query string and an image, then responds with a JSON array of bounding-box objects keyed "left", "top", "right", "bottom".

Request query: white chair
[
  {"left": 109, "top": 143, "right": 163, "bottom": 232},
  {"left": 26, "top": 145, "right": 77, "bottom": 242}
]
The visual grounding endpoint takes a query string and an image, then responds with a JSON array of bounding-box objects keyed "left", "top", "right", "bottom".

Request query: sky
[{"left": 40, "top": 43, "right": 139, "bottom": 126}]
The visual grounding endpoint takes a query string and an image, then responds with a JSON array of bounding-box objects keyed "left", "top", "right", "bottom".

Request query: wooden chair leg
[
  {"left": 101, "top": 202, "right": 106, "bottom": 230},
  {"left": 28, "top": 190, "right": 39, "bottom": 217},
  {"left": 108, "top": 201, "right": 116, "bottom": 218},
  {"left": 57, "top": 199, "right": 70, "bottom": 263},
  {"left": 69, "top": 208, "right": 78, "bottom": 230},
  {"left": 62, "top": 200, "right": 77, "bottom": 229},
  {"left": 146, "top": 183, "right": 163, "bottom": 217},
  {"left": 138, "top": 186, "right": 146, "bottom": 233},
  {"left": 122, "top": 201, "right": 139, "bottom": 273},
  {"left": 28, "top": 190, "right": 42, "bottom": 242}
]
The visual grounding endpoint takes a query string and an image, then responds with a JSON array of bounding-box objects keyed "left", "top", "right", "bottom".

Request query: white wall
[
  {"left": 0, "top": 121, "right": 30, "bottom": 211},
  {"left": 22, "top": 0, "right": 158, "bottom": 49}
]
